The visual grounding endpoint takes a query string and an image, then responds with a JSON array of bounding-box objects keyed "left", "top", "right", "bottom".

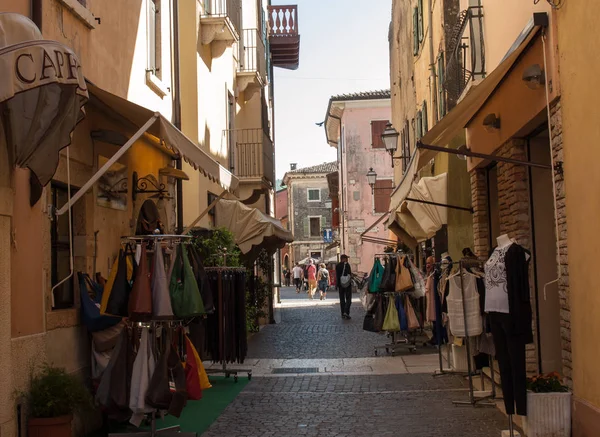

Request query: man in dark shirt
[{"left": 335, "top": 254, "right": 353, "bottom": 319}]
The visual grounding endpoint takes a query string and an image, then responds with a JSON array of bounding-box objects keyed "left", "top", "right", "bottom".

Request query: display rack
[{"left": 204, "top": 267, "right": 252, "bottom": 382}]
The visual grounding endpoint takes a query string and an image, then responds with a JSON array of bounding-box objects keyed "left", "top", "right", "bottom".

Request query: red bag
[{"left": 184, "top": 337, "right": 202, "bottom": 400}]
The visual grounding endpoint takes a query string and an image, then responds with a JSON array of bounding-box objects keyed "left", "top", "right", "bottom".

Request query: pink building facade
[{"left": 325, "top": 91, "right": 393, "bottom": 275}]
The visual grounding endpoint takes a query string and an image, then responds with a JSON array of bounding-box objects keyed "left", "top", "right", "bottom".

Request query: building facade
[
  {"left": 282, "top": 163, "right": 337, "bottom": 264},
  {"left": 324, "top": 91, "right": 393, "bottom": 274},
  {"left": 275, "top": 187, "right": 290, "bottom": 273}
]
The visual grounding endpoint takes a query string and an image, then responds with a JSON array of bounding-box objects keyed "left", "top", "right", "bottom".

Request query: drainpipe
[
  {"left": 171, "top": 0, "right": 184, "bottom": 233},
  {"left": 428, "top": 0, "right": 439, "bottom": 123}
]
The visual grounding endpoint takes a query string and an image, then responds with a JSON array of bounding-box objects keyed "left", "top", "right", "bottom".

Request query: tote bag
[
  {"left": 368, "top": 259, "right": 384, "bottom": 292},
  {"left": 395, "top": 294, "right": 408, "bottom": 332},
  {"left": 395, "top": 255, "right": 414, "bottom": 292},
  {"left": 405, "top": 295, "right": 421, "bottom": 330},
  {"left": 381, "top": 257, "right": 397, "bottom": 292},
  {"left": 78, "top": 272, "right": 121, "bottom": 332},
  {"left": 183, "top": 336, "right": 202, "bottom": 400},
  {"left": 103, "top": 248, "right": 133, "bottom": 317},
  {"left": 152, "top": 246, "right": 174, "bottom": 318},
  {"left": 128, "top": 243, "right": 153, "bottom": 321},
  {"left": 169, "top": 245, "right": 205, "bottom": 318},
  {"left": 382, "top": 295, "right": 400, "bottom": 332},
  {"left": 186, "top": 334, "right": 212, "bottom": 390}
]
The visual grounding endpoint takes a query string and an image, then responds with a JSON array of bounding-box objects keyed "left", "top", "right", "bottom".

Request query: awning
[
  {"left": 416, "top": 20, "right": 541, "bottom": 170},
  {"left": 0, "top": 13, "right": 88, "bottom": 204},
  {"left": 214, "top": 199, "right": 293, "bottom": 258},
  {"left": 56, "top": 84, "right": 239, "bottom": 216}
]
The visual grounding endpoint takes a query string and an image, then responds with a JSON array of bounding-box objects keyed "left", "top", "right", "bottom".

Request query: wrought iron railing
[
  {"left": 267, "top": 5, "right": 298, "bottom": 37},
  {"left": 443, "top": 5, "right": 485, "bottom": 102},
  {"left": 202, "top": 0, "right": 242, "bottom": 36},
  {"left": 226, "top": 128, "right": 274, "bottom": 184},
  {"left": 239, "top": 29, "right": 266, "bottom": 81}
]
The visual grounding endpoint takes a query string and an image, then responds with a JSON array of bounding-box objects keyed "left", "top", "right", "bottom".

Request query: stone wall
[{"left": 470, "top": 169, "right": 490, "bottom": 257}]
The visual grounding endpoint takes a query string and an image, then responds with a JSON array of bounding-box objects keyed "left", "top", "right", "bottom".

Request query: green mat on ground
[{"left": 87, "top": 376, "right": 249, "bottom": 437}]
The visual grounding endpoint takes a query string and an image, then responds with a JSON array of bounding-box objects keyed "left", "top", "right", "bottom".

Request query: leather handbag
[
  {"left": 405, "top": 295, "right": 421, "bottom": 330},
  {"left": 128, "top": 243, "right": 153, "bottom": 321},
  {"left": 103, "top": 248, "right": 133, "bottom": 317},
  {"left": 169, "top": 245, "right": 205, "bottom": 318},
  {"left": 78, "top": 272, "right": 122, "bottom": 332},
  {"left": 183, "top": 335, "right": 202, "bottom": 400},
  {"left": 152, "top": 246, "right": 174, "bottom": 318},
  {"left": 382, "top": 295, "right": 400, "bottom": 332},
  {"left": 362, "top": 314, "right": 377, "bottom": 332},
  {"left": 374, "top": 295, "right": 386, "bottom": 332},
  {"left": 92, "top": 320, "right": 126, "bottom": 353},
  {"left": 381, "top": 256, "right": 397, "bottom": 292},
  {"left": 395, "top": 255, "right": 414, "bottom": 292}
]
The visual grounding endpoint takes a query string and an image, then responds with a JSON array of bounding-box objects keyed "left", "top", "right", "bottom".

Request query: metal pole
[{"left": 405, "top": 197, "right": 473, "bottom": 213}]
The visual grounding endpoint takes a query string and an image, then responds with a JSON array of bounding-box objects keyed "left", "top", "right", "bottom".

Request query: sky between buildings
[{"left": 273, "top": 0, "right": 391, "bottom": 179}]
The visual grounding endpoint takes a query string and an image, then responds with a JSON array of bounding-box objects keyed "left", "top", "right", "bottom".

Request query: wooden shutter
[
  {"left": 422, "top": 101, "right": 428, "bottom": 134},
  {"left": 418, "top": 0, "right": 424, "bottom": 43},
  {"left": 374, "top": 180, "right": 393, "bottom": 213},
  {"left": 416, "top": 112, "right": 422, "bottom": 141},
  {"left": 148, "top": 0, "right": 157, "bottom": 72},
  {"left": 437, "top": 54, "right": 446, "bottom": 117},
  {"left": 413, "top": 8, "right": 419, "bottom": 56},
  {"left": 303, "top": 217, "right": 310, "bottom": 237},
  {"left": 371, "top": 120, "right": 388, "bottom": 148}
]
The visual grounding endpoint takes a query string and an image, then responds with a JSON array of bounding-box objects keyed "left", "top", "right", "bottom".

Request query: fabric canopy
[
  {"left": 0, "top": 13, "right": 88, "bottom": 202},
  {"left": 87, "top": 83, "right": 238, "bottom": 193},
  {"left": 215, "top": 199, "right": 293, "bottom": 258}
]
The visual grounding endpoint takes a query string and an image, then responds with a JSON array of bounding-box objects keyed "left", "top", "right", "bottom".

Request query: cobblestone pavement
[{"left": 201, "top": 287, "right": 509, "bottom": 436}]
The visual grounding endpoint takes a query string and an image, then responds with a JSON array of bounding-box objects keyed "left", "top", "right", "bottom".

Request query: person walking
[
  {"left": 307, "top": 259, "right": 317, "bottom": 299},
  {"left": 292, "top": 263, "right": 304, "bottom": 293},
  {"left": 317, "top": 263, "right": 330, "bottom": 300},
  {"left": 336, "top": 255, "right": 353, "bottom": 319}
]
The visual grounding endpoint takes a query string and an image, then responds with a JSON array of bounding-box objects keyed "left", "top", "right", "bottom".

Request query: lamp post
[
  {"left": 366, "top": 168, "right": 377, "bottom": 194},
  {"left": 381, "top": 122, "right": 400, "bottom": 167}
]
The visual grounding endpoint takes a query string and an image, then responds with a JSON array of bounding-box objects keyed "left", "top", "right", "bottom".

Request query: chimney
[{"left": 290, "top": 163, "right": 297, "bottom": 171}]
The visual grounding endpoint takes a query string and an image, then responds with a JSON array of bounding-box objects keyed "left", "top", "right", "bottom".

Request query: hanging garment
[
  {"left": 152, "top": 246, "right": 174, "bottom": 318},
  {"left": 395, "top": 256, "right": 414, "bottom": 292},
  {"left": 382, "top": 295, "right": 400, "bottom": 332},
  {"left": 425, "top": 274, "right": 437, "bottom": 322},
  {"left": 505, "top": 244, "right": 534, "bottom": 344},
  {"left": 484, "top": 244, "right": 511, "bottom": 314},
  {"left": 433, "top": 270, "right": 449, "bottom": 345},
  {"left": 169, "top": 245, "right": 205, "bottom": 318},
  {"left": 78, "top": 272, "right": 122, "bottom": 332},
  {"left": 129, "top": 243, "right": 153, "bottom": 321},
  {"left": 368, "top": 258, "right": 385, "bottom": 292},
  {"left": 447, "top": 273, "right": 483, "bottom": 337},
  {"left": 395, "top": 294, "right": 408, "bottom": 332},
  {"left": 129, "top": 327, "right": 156, "bottom": 427}
]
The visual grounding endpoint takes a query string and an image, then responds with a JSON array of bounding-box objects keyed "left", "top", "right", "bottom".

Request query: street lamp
[
  {"left": 381, "top": 122, "right": 400, "bottom": 167},
  {"left": 366, "top": 168, "right": 377, "bottom": 194}
]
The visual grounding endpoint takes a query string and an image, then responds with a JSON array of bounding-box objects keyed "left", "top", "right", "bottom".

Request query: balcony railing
[
  {"left": 267, "top": 5, "right": 300, "bottom": 70},
  {"left": 239, "top": 29, "right": 266, "bottom": 81},
  {"left": 202, "top": 0, "right": 241, "bottom": 37},
  {"left": 443, "top": 5, "right": 485, "bottom": 102},
  {"left": 228, "top": 128, "right": 274, "bottom": 185}
]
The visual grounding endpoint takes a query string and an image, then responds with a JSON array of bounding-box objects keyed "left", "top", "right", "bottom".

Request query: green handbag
[
  {"left": 169, "top": 245, "right": 205, "bottom": 318},
  {"left": 382, "top": 295, "right": 400, "bottom": 332}
]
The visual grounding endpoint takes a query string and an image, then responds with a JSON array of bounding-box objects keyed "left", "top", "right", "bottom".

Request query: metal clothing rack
[
  {"left": 431, "top": 258, "right": 498, "bottom": 408},
  {"left": 204, "top": 267, "right": 252, "bottom": 382}
]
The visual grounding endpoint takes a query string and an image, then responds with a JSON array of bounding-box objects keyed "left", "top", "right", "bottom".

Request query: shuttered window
[
  {"left": 437, "top": 53, "right": 446, "bottom": 117},
  {"left": 422, "top": 101, "right": 428, "bottom": 134},
  {"left": 310, "top": 217, "right": 321, "bottom": 237},
  {"left": 371, "top": 120, "right": 389, "bottom": 148},
  {"left": 416, "top": 111, "right": 422, "bottom": 141},
  {"left": 418, "top": 0, "right": 424, "bottom": 43},
  {"left": 413, "top": 8, "right": 419, "bottom": 56},
  {"left": 374, "top": 180, "right": 393, "bottom": 213}
]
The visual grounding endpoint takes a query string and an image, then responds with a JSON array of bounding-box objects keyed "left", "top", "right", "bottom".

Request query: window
[
  {"left": 309, "top": 217, "right": 322, "bottom": 237},
  {"left": 371, "top": 120, "right": 389, "bottom": 148},
  {"left": 374, "top": 179, "right": 393, "bottom": 213},
  {"left": 418, "top": 0, "right": 424, "bottom": 43},
  {"left": 307, "top": 188, "right": 321, "bottom": 202},
  {"left": 402, "top": 119, "right": 411, "bottom": 174},
  {"left": 207, "top": 192, "right": 218, "bottom": 227},
  {"left": 422, "top": 101, "right": 428, "bottom": 134},
  {"left": 416, "top": 111, "right": 423, "bottom": 141},
  {"left": 51, "top": 184, "right": 75, "bottom": 309},
  {"left": 437, "top": 53, "right": 446, "bottom": 117},
  {"left": 147, "top": 0, "right": 162, "bottom": 79}
]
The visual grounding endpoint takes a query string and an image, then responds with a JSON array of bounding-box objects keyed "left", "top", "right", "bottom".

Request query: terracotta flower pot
[{"left": 28, "top": 415, "right": 73, "bottom": 437}]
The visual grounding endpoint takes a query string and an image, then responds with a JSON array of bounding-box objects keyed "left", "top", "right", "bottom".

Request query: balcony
[
  {"left": 443, "top": 5, "right": 485, "bottom": 103},
  {"left": 200, "top": 0, "right": 241, "bottom": 46},
  {"left": 237, "top": 29, "right": 267, "bottom": 99},
  {"left": 228, "top": 128, "right": 274, "bottom": 187},
  {"left": 267, "top": 5, "right": 300, "bottom": 70}
]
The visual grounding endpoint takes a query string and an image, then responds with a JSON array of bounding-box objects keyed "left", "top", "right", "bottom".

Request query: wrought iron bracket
[{"left": 132, "top": 171, "right": 167, "bottom": 201}]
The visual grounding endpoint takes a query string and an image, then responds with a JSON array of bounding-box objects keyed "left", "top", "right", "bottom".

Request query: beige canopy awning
[
  {"left": 56, "top": 83, "right": 239, "bottom": 216},
  {"left": 0, "top": 13, "right": 88, "bottom": 204},
  {"left": 215, "top": 199, "right": 293, "bottom": 258}
]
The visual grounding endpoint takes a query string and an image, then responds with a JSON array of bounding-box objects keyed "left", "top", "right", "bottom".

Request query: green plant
[
  {"left": 192, "top": 228, "right": 241, "bottom": 267},
  {"left": 26, "top": 364, "right": 93, "bottom": 418},
  {"left": 527, "top": 372, "right": 569, "bottom": 393},
  {"left": 244, "top": 249, "right": 272, "bottom": 332}
]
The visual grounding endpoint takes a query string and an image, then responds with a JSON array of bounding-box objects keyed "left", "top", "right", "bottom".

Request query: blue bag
[
  {"left": 78, "top": 272, "right": 122, "bottom": 332},
  {"left": 395, "top": 294, "right": 408, "bottom": 331}
]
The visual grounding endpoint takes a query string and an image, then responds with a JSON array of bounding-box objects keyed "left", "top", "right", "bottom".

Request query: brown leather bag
[
  {"left": 395, "top": 255, "right": 414, "bottom": 292},
  {"left": 128, "top": 243, "right": 153, "bottom": 321}
]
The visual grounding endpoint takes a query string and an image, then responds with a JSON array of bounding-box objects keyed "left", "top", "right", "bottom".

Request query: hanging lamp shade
[{"left": 0, "top": 13, "right": 88, "bottom": 204}]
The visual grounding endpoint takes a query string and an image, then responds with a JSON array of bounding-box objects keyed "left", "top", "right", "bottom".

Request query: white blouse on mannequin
[{"left": 484, "top": 234, "right": 514, "bottom": 314}]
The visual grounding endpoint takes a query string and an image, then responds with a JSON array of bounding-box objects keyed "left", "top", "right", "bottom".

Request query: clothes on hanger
[{"left": 447, "top": 272, "right": 483, "bottom": 338}]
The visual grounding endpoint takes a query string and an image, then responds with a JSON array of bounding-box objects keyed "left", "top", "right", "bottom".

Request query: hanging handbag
[
  {"left": 381, "top": 256, "right": 397, "bottom": 291},
  {"left": 395, "top": 255, "right": 414, "bottom": 292},
  {"left": 103, "top": 248, "right": 133, "bottom": 317},
  {"left": 187, "top": 245, "right": 215, "bottom": 314},
  {"left": 169, "top": 245, "right": 205, "bottom": 318},
  {"left": 368, "top": 259, "right": 384, "bottom": 292},
  {"left": 129, "top": 243, "right": 153, "bottom": 321},
  {"left": 92, "top": 320, "right": 126, "bottom": 353},
  {"left": 78, "top": 272, "right": 121, "bottom": 332},
  {"left": 129, "top": 327, "right": 156, "bottom": 427},
  {"left": 152, "top": 246, "right": 174, "bottom": 318},
  {"left": 362, "top": 314, "right": 377, "bottom": 332},
  {"left": 374, "top": 295, "right": 387, "bottom": 332},
  {"left": 183, "top": 335, "right": 202, "bottom": 400},
  {"left": 395, "top": 294, "right": 408, "bottom": 331},
  {"left": 108, "top": 328, "right": 135, "bottom": 410},
  {"left": 382, "top": 295, "right": 401, "bottom": 332},
  {"left": 408, "top": 258, "right": 426, "bottom": 298},
  {"left": 185, "top": 334, "right": 212, "bottom": 390},
  {"left": 405, "top": 295, "right": 421, "bottom": 330}
]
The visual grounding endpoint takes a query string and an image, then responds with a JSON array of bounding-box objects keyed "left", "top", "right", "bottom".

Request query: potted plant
[
  {"left": 523, "top": 372, "right": 571, "bottom": 437},
  {"left": 25, "top": 364, "right": 93, "bottom": 437}
]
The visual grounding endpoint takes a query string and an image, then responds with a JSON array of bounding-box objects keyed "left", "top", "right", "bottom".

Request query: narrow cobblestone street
[{"left": 203, "top": 288, "right": 509, "bottom": 436}]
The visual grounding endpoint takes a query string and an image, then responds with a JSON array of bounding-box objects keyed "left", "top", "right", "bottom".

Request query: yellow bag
[
  {"left": 187, "top": 335, "right": 212, "bottom": 390},
  {"left": 100, "top": 255, "right": 119, "bottom": 314}
]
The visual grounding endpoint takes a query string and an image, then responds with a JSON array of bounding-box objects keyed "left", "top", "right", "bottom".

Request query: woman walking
[{"left": 317, "top": 263, "right": 330, "bottom": 300}]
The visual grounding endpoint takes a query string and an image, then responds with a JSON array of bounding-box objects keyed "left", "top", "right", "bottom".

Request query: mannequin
[{"left": 485, "top": 234, "right": 532, "bottom": 437}]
